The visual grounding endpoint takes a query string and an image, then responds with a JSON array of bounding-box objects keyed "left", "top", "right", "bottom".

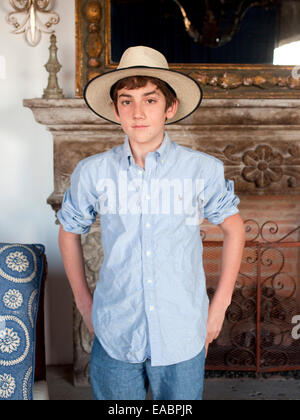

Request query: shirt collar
[{"left": 122, "top": 132, "right": 172, "bottom": 170}]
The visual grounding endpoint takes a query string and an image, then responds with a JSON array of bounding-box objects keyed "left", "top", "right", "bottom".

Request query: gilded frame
[{"left": 75, "top": 0, "right": 300, "bottom": 98}]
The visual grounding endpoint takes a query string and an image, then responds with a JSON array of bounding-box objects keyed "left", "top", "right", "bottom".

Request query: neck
[{"left": 129, "top": 133, "right": 165, "bottom": 169}]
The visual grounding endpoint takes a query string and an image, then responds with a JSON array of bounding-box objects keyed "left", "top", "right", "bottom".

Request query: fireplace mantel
[
  {"left": 24, "top": 97, "right": 300, "bottom": 212},
  {"left": 24, "top": 97, "right": 300, "bottom": 385}
]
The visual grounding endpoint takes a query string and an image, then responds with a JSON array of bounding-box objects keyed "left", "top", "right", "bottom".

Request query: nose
[{"left": 133, "top": 102, "right": 145, "bottom": 119}]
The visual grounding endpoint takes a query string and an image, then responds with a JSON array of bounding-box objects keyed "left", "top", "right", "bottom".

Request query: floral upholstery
[{"left": 0, "top": 243, "right": 45, "bottom": 400}]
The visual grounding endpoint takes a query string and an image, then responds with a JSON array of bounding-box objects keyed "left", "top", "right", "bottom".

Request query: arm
[
  {"left": 57, "top": 160, "right": 99, "bottom": 335},
  {"left": 58, "top": 224, "right": 94, "bottom": 336},
  {"left": 205, "top": 212, "right": 246, "bottom": 354}
]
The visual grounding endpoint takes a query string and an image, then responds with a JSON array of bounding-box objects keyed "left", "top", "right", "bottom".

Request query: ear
[{"left": 166, "top": 99, "right": 179, "bottom": 120}]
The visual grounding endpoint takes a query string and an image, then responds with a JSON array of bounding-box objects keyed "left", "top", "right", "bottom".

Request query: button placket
[{"left": 140, "top": 163, "right": 157, "bottom": 353}]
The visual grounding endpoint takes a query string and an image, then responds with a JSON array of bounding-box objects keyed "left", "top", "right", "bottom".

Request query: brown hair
[{"left": 110, "top": 76, "right": 177, "bottom": 115}]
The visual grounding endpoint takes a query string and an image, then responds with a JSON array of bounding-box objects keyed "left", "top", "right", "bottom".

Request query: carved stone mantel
[
  {"left": 24, "top": 97, "right": 300, "bottom": 385},
  {"left": 24, "top": 97, "right": 300, "bottom": 208}
]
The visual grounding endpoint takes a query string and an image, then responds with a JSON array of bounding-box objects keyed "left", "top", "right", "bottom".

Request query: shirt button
[
  {"left": 146, "top": 250, "right": 151, "bottom": 256},
  {"left": 161, "top": 159, "right": 164, "bottom": 164},
  {"left": 146, "top": 194, "right": 151, "bottom": 200},
  {"left": 150, "top": 305, "right": 155, "bottom": 311},
  {"left": 138, "top": 170, "right": 143, "bottom": 175},
  {"left": 147, "top": 279, "right": 152, "bottom": 283},
  {"left": 146, "top": 222, "right": 151, "bottom": 228}
]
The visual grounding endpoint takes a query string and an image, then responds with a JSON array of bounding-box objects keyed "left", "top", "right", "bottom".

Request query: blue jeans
[{"left": 89, "top": 336, "right": 206, "bottom": 400}]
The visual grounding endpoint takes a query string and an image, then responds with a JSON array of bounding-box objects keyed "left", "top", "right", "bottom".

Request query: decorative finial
[{"left": 43, "top": 33, "right": 64, "bottom": 99}]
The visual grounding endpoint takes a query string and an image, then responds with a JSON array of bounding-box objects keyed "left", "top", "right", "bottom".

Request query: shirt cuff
[
  {"left": 206, "top": 179, "right": 241, "bottom": 225},
  {"left": 57, "top": 208, "right": 92, "bottom": 234}
]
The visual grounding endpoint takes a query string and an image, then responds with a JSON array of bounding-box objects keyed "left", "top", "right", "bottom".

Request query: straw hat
[{"left": 83, "top": 46, "right": 203, "bottom": 125}]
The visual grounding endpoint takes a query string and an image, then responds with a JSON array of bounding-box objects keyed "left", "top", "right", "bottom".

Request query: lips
[{"left": 132, "top": 125, "right": 149, "bottom": 128}]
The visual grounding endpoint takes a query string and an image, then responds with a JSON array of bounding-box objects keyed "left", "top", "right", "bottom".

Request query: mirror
[
  {"left": 111, "top": 0, "right": 279, "bottom": 64},
  {"left": 75, "top": 0, "right": 300, "bottom": 98}
]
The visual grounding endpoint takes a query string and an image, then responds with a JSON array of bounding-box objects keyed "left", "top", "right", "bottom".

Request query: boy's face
[{"left": 113, "top": 81, "right": 178, "bottom": 148}]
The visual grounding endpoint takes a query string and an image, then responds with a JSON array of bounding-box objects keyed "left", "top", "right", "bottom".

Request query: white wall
[{"left": 0, "top": 0, "right": 75, "bottom": 365}]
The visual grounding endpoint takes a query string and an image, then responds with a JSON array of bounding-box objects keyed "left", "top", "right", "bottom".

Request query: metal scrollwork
[
  {"left": 205, "top": 220, "right": 300, "bottom": 372},
  {"left": 7, "top": 0, "right": 60, "bottom": 46},
  {"left": 244, "top": 219, "right": 300, "bottom": 243}
]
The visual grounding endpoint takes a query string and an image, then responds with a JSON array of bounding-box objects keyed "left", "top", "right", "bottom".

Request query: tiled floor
[{"left": 46, "top": 365, "right": 300, "bottom": 400}]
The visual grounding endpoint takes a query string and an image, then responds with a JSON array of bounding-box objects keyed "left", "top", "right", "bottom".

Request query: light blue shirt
[{"left": 57, "top": 132, "right": 240, "bottom": 366}]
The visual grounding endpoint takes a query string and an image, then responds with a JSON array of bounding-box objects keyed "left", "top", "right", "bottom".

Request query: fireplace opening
[{"left": 204, "top": 220, "right": 300, "bottom": 374}]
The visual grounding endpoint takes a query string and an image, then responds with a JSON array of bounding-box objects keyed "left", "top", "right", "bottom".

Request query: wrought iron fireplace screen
[{"left": 203, "top": 222, "right": 300, "bottom": 373}]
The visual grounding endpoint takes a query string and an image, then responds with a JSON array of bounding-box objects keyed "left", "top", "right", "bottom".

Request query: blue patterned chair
[{"left": 0, "top": 243, "right": 48, "bottom": 400}]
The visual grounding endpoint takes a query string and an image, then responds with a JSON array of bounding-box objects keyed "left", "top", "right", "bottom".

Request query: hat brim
[{"left": 83, "top": 66, "right": 203, "bottom": 125}]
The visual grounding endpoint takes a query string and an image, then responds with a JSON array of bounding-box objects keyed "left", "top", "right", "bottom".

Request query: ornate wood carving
[
  {"left": 76, "top": 0, "right": 104, "bottom": 96},
  {"left": 197, "top": 142, "right": 300, "bottom": 194},
  {"left": 189, "top": 69, "right": 300, "bottom": 97},
  {"left": 75, "top": 0, "right": 300, "bottom": 99},
  {"left": 52, "top": 140, "right": 300, "bottom": 196},
  {"left": 74, "top": 227, "right": 103, "bottom": 386}
]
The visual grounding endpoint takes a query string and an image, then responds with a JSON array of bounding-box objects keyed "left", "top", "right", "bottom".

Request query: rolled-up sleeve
[
  {"left": 57, "top": 161, "right": 98, "bottom": 234},
  {"left": 203, "top": 160, "right": 240, "bottom": 225}
]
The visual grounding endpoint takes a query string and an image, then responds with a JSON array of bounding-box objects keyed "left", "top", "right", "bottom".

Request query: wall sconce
[{"left": 6, "top": 0, "right": 60, "bottom": 46}]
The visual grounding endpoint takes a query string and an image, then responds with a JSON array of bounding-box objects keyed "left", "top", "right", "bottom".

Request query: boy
[{"left": 58, "top": 46, "right": 246, "bottom": 400}]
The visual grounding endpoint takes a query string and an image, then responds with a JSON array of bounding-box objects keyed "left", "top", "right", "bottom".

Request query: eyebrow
[{"left": 118, "top": 90, "right": 160, "bottom": 99}]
